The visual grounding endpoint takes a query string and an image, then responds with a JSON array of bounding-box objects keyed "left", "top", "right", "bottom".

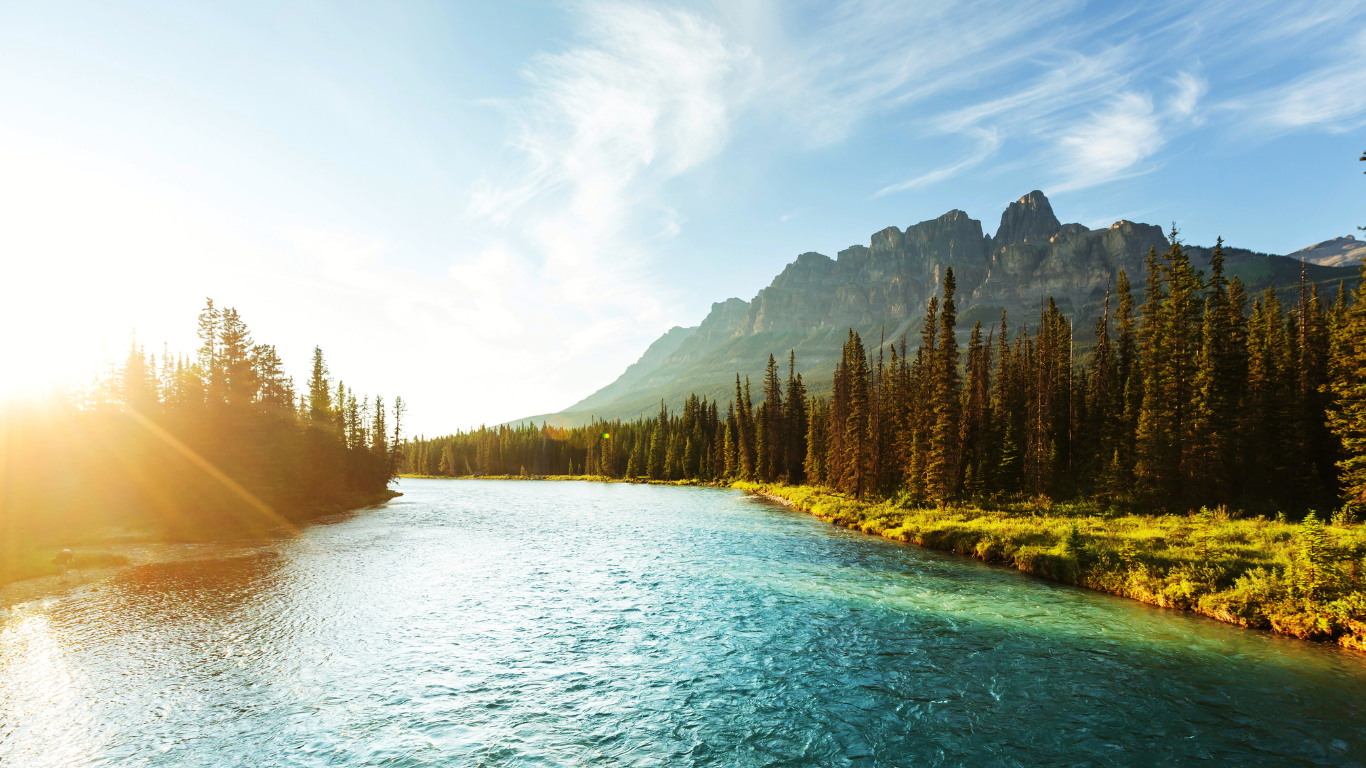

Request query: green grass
[{"left": 737, "top": 482, "right": 1366, "bottom": 651}]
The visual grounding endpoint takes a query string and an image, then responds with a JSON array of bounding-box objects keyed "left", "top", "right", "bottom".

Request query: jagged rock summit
[
  {"left": 517, "top": 191, "right": 1358, "bottom": 427},
  {"left": 994, "top": 190, "right": 1061, "bottom": 246}
]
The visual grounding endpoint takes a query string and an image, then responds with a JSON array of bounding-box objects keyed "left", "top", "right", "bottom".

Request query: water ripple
[{"left": 4, "top": 480, "right": 1366, "bottom": 766}]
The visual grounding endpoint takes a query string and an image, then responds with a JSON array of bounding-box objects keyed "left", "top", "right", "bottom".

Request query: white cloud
[
  {"left": 447, "top": 0, "right": 772, "bottom": 411},
  {"left": 1169, "top": 71, "right": 1207, "bottom": 120},
  {"left": 1052, "top": 92, "right": 1165, "bottom": 193},
  {"left": 1252, "top": 30, "right": 1366, "bottom": 132},
  {"left": 755, "top": 0, "right": 1083, "bottom": 147},
  {"left": 446, "top": 0, "right": 1366, "bottom": 420}
]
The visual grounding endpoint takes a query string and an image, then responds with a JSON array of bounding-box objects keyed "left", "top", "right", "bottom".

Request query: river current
[{"left": 3, "top": 479, "right": 1366, "bottom": 766}]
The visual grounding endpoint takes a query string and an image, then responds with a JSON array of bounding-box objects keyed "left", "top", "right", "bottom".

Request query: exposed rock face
[
  {"left": 1287, "top": 235, "right": 1366, "bottom": 268},
  {"left": 522, "top": 191, "right": 1360, "bottom": 426},
  {"left": 742, "top": 209, "right": 988, "bottom": 338},
  {"left": 973, "top": 219, "right": 1167, "bottom": 318},
  {"left": 993, "top": 190, "right": 1061, "bottom": 246},
  {"left": 668, "top": 297, "right": 751, "bottom": 364}
]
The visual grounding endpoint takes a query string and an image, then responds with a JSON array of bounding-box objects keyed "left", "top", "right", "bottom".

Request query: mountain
[
  {"left": 1287, "top": 236, "right": 1366, "bottom": 268},
  {"left": 517, "top": 191, "right": 1361, "bottom": 427}
]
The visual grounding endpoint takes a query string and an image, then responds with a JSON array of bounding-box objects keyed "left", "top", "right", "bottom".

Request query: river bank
[
  {"left": 10, "top": 478, "right": 1366, "bottom": 765},
  {"left": 739, "top": 482, "right": 1366, "bottom": 651},
  {"left": 337, "top": 474, "right": 1366, "bottom": 651},
  {"left": 1, "top": 489, "right": 402, "bottom": 598}
]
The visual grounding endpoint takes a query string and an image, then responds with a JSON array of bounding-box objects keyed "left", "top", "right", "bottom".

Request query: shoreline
[
  {"left": 23, "top": 475, "right": 1363, "bottom": 653},
  {"left": 738, "top": 482, "right": 1366, "bottom": 653},
  {"left": 406, "top": 474, "right": 1366, "bottom": 652},
  {"left": 1, "top": 489, "right": 403, "bottom": 607}
]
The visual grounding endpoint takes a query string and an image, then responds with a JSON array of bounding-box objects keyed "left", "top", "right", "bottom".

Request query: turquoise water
[{"left": 3, "top": 479, "right": 1366, "bottom": 766}]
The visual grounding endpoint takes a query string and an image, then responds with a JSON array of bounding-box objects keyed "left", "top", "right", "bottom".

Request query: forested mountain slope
[{"left": 521, "top": 191, "right": 1358, "bottom": 427}]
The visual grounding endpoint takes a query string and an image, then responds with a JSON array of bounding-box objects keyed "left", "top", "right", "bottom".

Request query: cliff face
[
  {"left": 520, "top": 191, "right": 1360, "bottom": 427},
  {"left": 742, "top": 209, "right": 988, "bottom": 339}
]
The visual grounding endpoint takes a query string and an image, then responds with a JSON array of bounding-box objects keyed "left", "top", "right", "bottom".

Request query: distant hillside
[
  {"left": 515, "top": 191, "right": 1360, "bottom": 427},
  {"left": 1287, "top": 235, "right": 1366, "bottom": 268}
]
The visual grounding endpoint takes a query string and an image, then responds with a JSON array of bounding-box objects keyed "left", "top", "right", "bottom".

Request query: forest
[
  {"left": 2, "top": 299, "right": 403, "bottom": 581},
  {"left": 404, "top": 232, "right": 1366, "bottom": 646},
  {"left": 407, "top": 232, "right": 1361, "bottom": 517}
]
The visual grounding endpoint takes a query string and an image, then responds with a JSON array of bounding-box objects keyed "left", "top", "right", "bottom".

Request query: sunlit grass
[{"left": 738, "top": 482, "right": 1366, "bottom": 650}]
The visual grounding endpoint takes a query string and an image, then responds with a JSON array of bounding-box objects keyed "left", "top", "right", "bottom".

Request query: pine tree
[
  {"left": 1135, "top": 230, "right": 1203, "bottom": 506},
  {"left": 120, "top": 338, "right": 159, "bottom": 414},
  {"left": 1114, "top": 270, "right": 1139, "bottom": 490},
  {"left": 1087, "top": 286, "right": 1117, "bottom": 494},
  {"left": 307, "top": 346, "right": 332, "bottom": 425},
  {"left": 371, "top": 395, "right": 389, "bottom": 469},
  {"left": 761, "top": 354, "right": 785, "bottom": 482},
  {"left": 648, "top": 400, "right": 667, "bottom": 480},
  {"left": 805, "top": 395, "right": 828, "bottom": 486},
  {"left": 723, "top": 402, "right": 738, "bottom": 478},
  {"left": 843, "top": 332, "right": 871, "bottom": 499},
  {"left": 218, "top": 308, "right": 256, "bottom": 407},
  {"left": 1329, "top": 276, "right": 1366, "bottom": 509},
  {"left": 196, "top": 298, "right": 219, "bottom": 390},
  {"left": 784, "top": 351, "right": 808, "bottom": 485},
  {"left": 960, "top": 321, "right": 992, "bottom": 498},
  {"left": 928, "top": 268, "right": 962, "bottom": 502},
  {"left": 827, "top": 341, "right": 850, "bottom": 489},
  {"left": 906, "top": 297, "right": 939, "bottom": 501}
]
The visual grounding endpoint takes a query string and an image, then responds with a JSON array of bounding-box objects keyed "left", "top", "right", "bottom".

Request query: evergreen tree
[
  {"left": 843, "top": 332, "right": 871, "bottom": 499},
  {"left": 1329, "top": 275, "right": 1366, "bottom": 509},
  {"left": 307, "top": 347, "right": 332, "bottom": 425},
  {"left": 784, "top": 351, "right": 808, "bottom": 485},
  {"left": 805, "top": 396, "right": 828, "bottom": 486},
  {"left": 761, "top": 354, "right": 785, "bottom": 482},
  {"left": 648, "top": 400, "right": 667, "bottom": 480},
  {"left": 928, "top": 268, "right": 962, "bottom": 502},
  {"left": 218, "top": 308, "right": 256, "bottom": 407}
]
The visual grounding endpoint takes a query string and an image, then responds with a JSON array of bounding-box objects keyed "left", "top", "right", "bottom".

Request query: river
[{"left": 3, "top": 479, "right": 1366, "bottom": 766}]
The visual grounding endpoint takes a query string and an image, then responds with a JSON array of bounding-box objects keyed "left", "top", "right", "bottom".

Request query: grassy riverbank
[{"left": 738, "top": 483, "right": 1366, "bottom": 650}]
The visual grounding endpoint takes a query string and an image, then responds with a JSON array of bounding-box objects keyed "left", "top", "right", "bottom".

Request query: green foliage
[
  {"left": 749, "top": 483, "right": 1366, "bottom": 648},
  {"left": 406, "top": 390, "right": 741, "bottom": 484},
  {"left": 1289, "top": 513, "right": 1340, "bottom": 602},
  {"left": 2, "top": 299, "right": 399, "bottom": 557}
]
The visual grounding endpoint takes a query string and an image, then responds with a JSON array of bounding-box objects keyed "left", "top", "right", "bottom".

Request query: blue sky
[{"left": 2, "top": 0, "right": 1363, "bottom": 433}]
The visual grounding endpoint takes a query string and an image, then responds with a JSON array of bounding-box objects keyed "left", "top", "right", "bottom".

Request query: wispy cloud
[
  {"left": 834, "top": 0, "right": 1364, "bottom": 195},
  {"left": 1242, "top": 29, "right": 1366, "bottom": 132},
  {"left": 874, "top": 128, "right": 1003, "bottom": 197},
  {"left": 1052, "top": 92, "right": 1165, "bottom": 193},
  {"left": 467, "top": 4, "right": 749, "bottom": 283},
  {"left": 451, "top": 0, "right": 1366, "bottom": 417}
]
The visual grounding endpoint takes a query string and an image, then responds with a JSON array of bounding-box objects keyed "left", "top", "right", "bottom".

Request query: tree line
[
  {"left": 407, "top": 231, "right": 1366, "bottom": 516},
  {"left": 3, "top": 299, "right": 403, "bottom": 543}
]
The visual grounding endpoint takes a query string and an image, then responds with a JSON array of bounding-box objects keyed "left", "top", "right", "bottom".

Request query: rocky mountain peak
[
  {"left": 995, "top": 190, "right": 1061, "bottom": 246},
  {"left": 522, "top": 189, "right": 1362, "bottom": 428}
]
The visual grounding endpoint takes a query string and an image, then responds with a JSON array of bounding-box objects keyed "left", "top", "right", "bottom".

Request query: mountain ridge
[{"left": 516, "top": 191, "right": 1360, "bottom": 428}]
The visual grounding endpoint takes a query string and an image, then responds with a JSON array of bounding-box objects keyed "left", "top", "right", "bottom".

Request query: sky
[{"left": 1, "top": 0, "right": 1364, "bottom": 434}]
